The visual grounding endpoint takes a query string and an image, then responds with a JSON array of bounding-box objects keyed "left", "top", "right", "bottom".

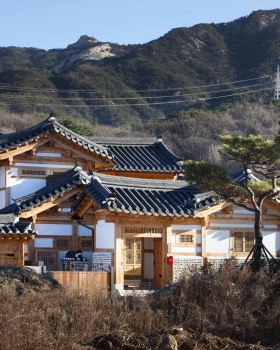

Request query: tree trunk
[{"left": 251, "top": 209, "right": 263, "bottom": 272}]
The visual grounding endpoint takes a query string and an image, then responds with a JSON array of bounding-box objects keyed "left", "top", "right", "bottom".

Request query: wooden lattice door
[{"left": 124, "top": 237, "right": 142, "bottom": 277}]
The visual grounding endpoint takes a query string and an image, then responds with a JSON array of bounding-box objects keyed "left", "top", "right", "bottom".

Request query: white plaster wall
[
  {"left": 10, "top": 178, "right": 45, "bottom": 201},
  {"left": 34, "top": 238, "right": 53, "bottom": 248},
  {"left": 275, "top": 232, "right": 280, "bottom": 254},
  {"left": 78, "top": 225, "right": 93, "bottom": 237},
  {"left": 196, "top": 233, "right": 202, "bottom": 244},
  {"left": 263, "top": 232, "right": 278, "bottom": 255},
  {"left": 209, "top": 223, "right": 254, "bottom": 228},
  {"left": 232, "top": 209, "right": 254, "bottom": 215},
  {"left": 0, "top": 190, "right": 5, "bottom": 209},
  {"left": 172, "top": 225, "right": 201, "bottom": 231},
  {"left": 206, "top": 230, "right": 230, "bottom": 253},
  {"left": 0, "top": 166, "right": 5, "bottom": 187},
  {"left": 95, "top": 220, "right": 114, "bottom": 249},
  {"left": 10, "top": 167, "right": 18, "bottom": 177},
  {"left": 34, "top": 224, "right": 72, "bottom": 236},
  {"left": 15, "top": 163, "right": 73, "bottom": 169},
  {"left": 36, "top": 152, "right": 61, "bottom": 157},
  {"left": 61, "top": 208, "right": 71, "bottom": 213},
  {"left": 172, "top": 246, "right": 201, "bottom": 254}
]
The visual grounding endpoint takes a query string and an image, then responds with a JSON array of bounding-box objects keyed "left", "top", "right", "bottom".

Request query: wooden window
[
  {"left": 233, "top": 232, "right": 254, "bottom": 253},
  {"left": 20, "top": 169, "right": 47, "bottom": 177},
  {"left": 79, "top": 239, "right": 93, "bottom": 251},
  {"left": 124, "top": 227, "right": 164, "bottom": 235},
  {"left": 125, "top": 238, "right": 142, "bottom": 265},
  {"left": 173, "top": 230, "right": 196, "bottom": 246},
  {"left": 179, "top": 234, "right": 193, "bottom": 243},
  {"left": 37, "top": 251, "right": 57, "bottom": 271},
  {"left": 56, "top": 238, "right": 71, "bottom": 250},
  {"left": 51, "top": 170, "right": 68, "bottom": 175},
  {"left": 19, "top": 168, "right": 68, "bottom": 178}
]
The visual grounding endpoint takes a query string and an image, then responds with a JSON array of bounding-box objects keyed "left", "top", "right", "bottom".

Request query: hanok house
[{"left": 0, "top": 116, "right": 280, "bottom": 291}]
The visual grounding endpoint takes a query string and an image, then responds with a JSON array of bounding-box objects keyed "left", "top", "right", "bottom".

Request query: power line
[
  {"left": 0, "top": 86, "right": 271, "bottom": 108},
  {"left": 0, "top": 81, "right": 272, "bottom": 101},
  {"left": 0, "top": 75, "right": 269, "bottom": 94}
]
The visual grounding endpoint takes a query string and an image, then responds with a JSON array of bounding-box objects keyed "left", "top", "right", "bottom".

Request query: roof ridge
[
  {"left": 92, "top": 172, "right": 193, "bottom": 190},
  {"left": 0, "top": 115, "right": 113, "bottom": 160}
]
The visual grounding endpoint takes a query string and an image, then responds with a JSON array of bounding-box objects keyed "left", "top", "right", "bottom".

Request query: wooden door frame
[{"left": 154, "top": 238, "right": 163, "bottom": 288}]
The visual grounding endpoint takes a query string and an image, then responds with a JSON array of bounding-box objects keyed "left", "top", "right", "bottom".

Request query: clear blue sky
[{"left": 0, "top": 0, "right": 279, "bottom": 50}]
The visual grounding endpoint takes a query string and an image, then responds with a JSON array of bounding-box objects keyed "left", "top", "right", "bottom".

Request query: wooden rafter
[
  {"left": 194, "top": 202, "right": 231, "bottom": 218},
  {"left": 75, "top": 197, "right": 93, "bottom": 218},
  {"left": 19, "top": 188, "right": 81, "bottom": 219},
  {"left": 0, "top": 138, "right": 49, "bottom": 161},
  {"left": 52, "top": 134, "right": 112, "bottom": 165}
]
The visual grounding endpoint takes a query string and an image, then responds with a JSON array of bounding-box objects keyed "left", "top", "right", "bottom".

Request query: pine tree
[{"left": 183, "top": 134, "right": 280, "bottom": 271}]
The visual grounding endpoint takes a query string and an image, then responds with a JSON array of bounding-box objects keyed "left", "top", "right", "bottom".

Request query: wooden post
[
  {"left": 72, "top": 220, "right": 79, "bottom": 250},
  {"left": 19, "top": 241, "right": 24, "bottom": 266},
  {"left": 201, "top": 217, "right": 208, "bottom": 265},
  {"left": 5, "top": 163, "right": 11, "bottom": 207},
  {"left": 114, "top": 221, "right": 124, "bottom": 291},
  {"left": 164, "top": 224, "right": 173, "bottom": 284}
]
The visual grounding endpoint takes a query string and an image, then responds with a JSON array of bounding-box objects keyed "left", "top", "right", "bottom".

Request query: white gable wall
[
  {"left": 206, "top": 230, "right": 230, "bottom": 254},
  {"left": 171, "top": 224, "right": 202, "bottom": 255},
  {"left": 34, "top": 238, "right": 53, "bottom": 248},
  {"left": 34, "top": 224, "right": 72, "bottom": 236},
  {"left": 0, "top": 166, "right": 5, "bottom": 186},
  {"left": 96, "top": 220, "right": 114, "bottom": 249},
  {"left": 263, "top": 232, "right": 279, "bottom": 255}
]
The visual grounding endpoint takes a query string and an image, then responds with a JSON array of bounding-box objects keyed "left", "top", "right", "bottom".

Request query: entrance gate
[{"left": 123, "top": 227, "right": 164, "bottom": 289}]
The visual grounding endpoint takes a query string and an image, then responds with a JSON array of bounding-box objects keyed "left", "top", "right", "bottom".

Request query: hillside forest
[{"left": 0, "top": 9, "right": 280, "bottom": 165}]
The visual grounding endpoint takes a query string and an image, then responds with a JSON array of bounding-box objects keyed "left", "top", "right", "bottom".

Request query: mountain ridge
[{"left": 0, "top": 9, "right": 279, "bottom": 126}]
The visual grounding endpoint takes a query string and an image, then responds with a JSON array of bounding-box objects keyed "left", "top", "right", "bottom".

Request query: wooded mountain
[{"left": 0, "top": 9, "right": 279, "bottom": 126}]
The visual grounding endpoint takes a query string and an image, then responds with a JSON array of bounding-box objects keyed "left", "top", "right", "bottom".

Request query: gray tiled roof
[
  {"left": 0, "top": 116, "right": 112, "bottom": 160},
  {"left": 83, "top": 173, "right": 215, "bottom": 217},
  {"left": 0, "top": 214, "right": 37, "bottom": 236},
  {"left": 90, "top": 137, "right": 181, "bottom": 173},
  {"left": 0, "top": 167, "right": 90, "bottom": 215}
]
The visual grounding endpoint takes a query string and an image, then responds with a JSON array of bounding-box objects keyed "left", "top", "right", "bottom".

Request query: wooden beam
[
  {"left": 194, "top": 202, "right": 231, "bottom": 218},
  {"left": 19, "top": 188, "right": 81, "bottom": 218},
  {"left": 263, "top": 199, "right": 280, "bottom": 216},
  {"left": 53, "top": 135, "right": 112, "bottom": 165},
  {"left": 0, "top": 138, "right": 49, "bottom": 160},
  {"left": 98, "top": 170, "right": 176, "bottom": 180},
  {"left": 75, "top": 197, "right": 93, "bottom": 218}
]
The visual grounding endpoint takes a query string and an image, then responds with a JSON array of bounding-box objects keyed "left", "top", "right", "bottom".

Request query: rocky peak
[
  {"left": 66, "top": 35, "right": 99, "bottom": 51},
  {"left": 223, "top": 9, "right": 280, "bottom": 35}
]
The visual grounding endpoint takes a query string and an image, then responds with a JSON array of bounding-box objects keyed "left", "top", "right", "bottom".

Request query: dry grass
[{"left": 0, "top": 264, "right": 280, "bottom": 349}]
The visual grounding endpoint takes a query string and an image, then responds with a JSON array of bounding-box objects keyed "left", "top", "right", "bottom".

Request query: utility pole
[{"left": 274, "top": 65, "right": 280, "bottom": 100}]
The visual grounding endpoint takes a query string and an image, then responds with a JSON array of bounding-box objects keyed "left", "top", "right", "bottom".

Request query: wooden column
[
  {"left": 164, "top": 224, "right": 173, "bottom": 284},
  {"left": 5, "top": 163, "right": 11, "bottom": 206},
  {"left": 201, "top": 217, "right": 209, "bottom": 265},
  {"left": 114, "top": 220, "right": 124, "bottom": 291},
  {"left": 72, "top": 220, "right": 79, "bottom": 250},
  {"left": 19, "top": 241, "right": 24, "bottom": 266}
]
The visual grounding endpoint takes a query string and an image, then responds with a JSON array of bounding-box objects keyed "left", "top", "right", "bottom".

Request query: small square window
[{"left": 179, "top": 234, "right": 193, "bottom": 243}]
